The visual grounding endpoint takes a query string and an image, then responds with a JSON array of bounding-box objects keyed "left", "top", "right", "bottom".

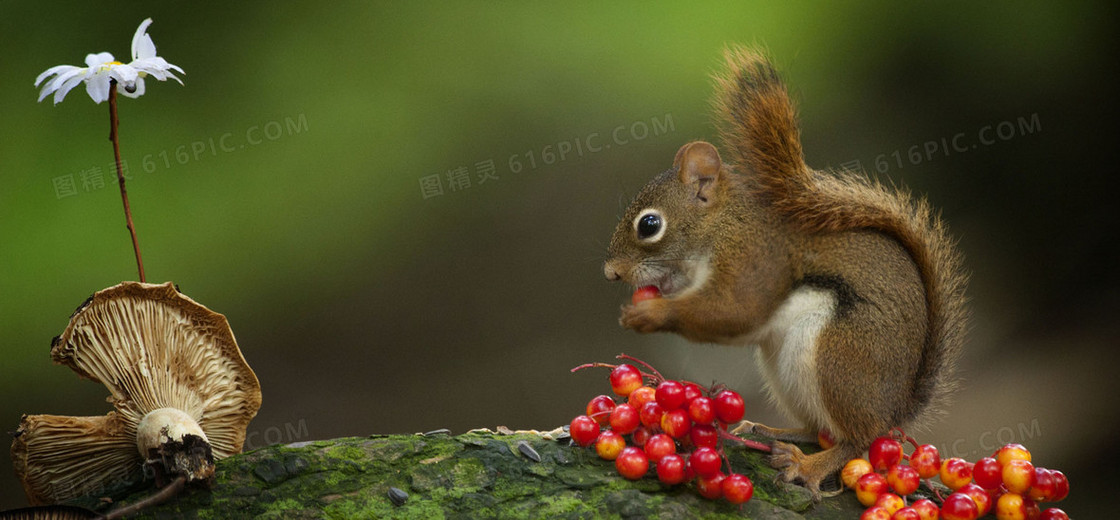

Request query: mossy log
[{"left": 64, "top": 429, "right": 867, "bottom": 519}]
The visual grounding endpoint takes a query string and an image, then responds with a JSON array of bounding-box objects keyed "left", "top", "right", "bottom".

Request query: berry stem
[
  {"left": 890, "top": 427, "right": 920, "bottom": 451},
  {"left": 616, "top": 353, "right": 665, "bottom": 382},
  {"left": 719, "top": 428, "right": 772, "bottom": 453},
  {"left": 570, "top": 361, "right": 659, "bottom": 382},
  {"left": 923, "top": 478, "right": 945, "bottom": 503},
  {"left": 108, "top": 83, "right": 146, "bottom": 283}
]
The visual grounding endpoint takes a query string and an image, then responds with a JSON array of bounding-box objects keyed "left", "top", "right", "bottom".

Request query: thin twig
[
  {"left": 100, "top": 474, "right": 186, "bottom": 519},
  {"left": 108, "top": 83, "right": 145, "bottom": 282}
]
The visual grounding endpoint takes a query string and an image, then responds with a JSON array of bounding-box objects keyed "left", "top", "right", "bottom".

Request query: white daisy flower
[{"left": 34, "top": 18, "right": 184, "bottom": 105}]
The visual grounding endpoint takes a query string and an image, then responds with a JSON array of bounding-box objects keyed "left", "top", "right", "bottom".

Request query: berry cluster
[
  {"left": 568, "top": 355, "right": 765, "bottom": 505},
  {"left": 843, "top": 431, "right": 1070, "bottom": 520}
]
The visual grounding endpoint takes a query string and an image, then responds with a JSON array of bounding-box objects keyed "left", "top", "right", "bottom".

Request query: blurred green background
[{"left": 1, "top": 1, "right": 1116, "bottom": 514}]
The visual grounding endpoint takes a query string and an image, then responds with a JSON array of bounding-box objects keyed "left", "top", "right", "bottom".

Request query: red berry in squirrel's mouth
[{"left": 631, "top": 285, "right": 661, "bottom": 304}]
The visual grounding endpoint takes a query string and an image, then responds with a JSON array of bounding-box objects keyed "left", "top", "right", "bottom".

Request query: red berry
[
  {"left": 841, "top": 458, "right": 873, "bottom": 489},
  {"left": 941, "top": 491, "right": 980, "bottom": 520},
  {"left": 972, "top": 456, "right": 1003, "bottom": 490},
  {"left": 682, "top": 382, "right": 704, "bottom": 403},
  {"left": 594, "top": 430, "right": 626, "bottom": 460},
  {"left": 585, "top": 395, "right": 616, "bottom": 426},
  {"left": 1040, "top": 508, "right": 1069, "bottom": 520},
  {"left": 695, "top": 472, "right": 725, "bottom": 500},
  {"left": 643, "top": 433, "right": 676, "bottom": 462},
  {"left": 1050, "top": 470, "right": 1069, "bottom": 501},
  {"left": 1028, "top": 467, "right": 1056, "bottom": 502},
  {"left": 996, "top": 493, "right": 1039, "bottom": 520},
  {"left": 721, "top": 473, "right": 753, "bottom": 504},
  {"left": 608, "top": 403, "right": 640, "bottom": 435},
  {"left": 632, "top": 285, "right": 661, "bottom": 304},
  {"left": 690, "top": 446, "right": 722, "bottom": 478},
  {"left": 614, "top": 446, "right": 650, "bottom": 480},
  {"left": 656, "top": 453, "right": 687, "bottom": 485},
  {"left": 958, "top": 483, "right": 993, "bottom": 517},
  {"left": 627, "top": 385, "right": 657, "bottom": 409},
  {"left": 875, "top": 493, "right": 905, "bottom": 515},
  {"left": 995, "top": 443, "right": 1031, "bottom": 466},
  {"left": 890, "top": 507, "right": 921, "bottom": 520},
  {"left": 869, "top": 436, "right": 903, "bottom": 471},
  {"left": 909, "top": 444, "right": 941, "bottom": 479},
  {"left": 569, "top": 415, "right": 599, "bottom": 447},
  {"left": 855, "top": 472, "right": 888, "bottom": 507},
  {"left": 660, "top": 408, "right": 691, "bottom": 439},
  {"left": 687, "top": 396, "right": 716, "bottom": 425},
  {"left": 639, "top": 401, "right": 664, "bottom": 429},
  {"left": 910, "top": 499, "right": 940, "bottom": 520},
  {"left": 939, "top": 457, "right": 974, "bottom": 491},
  {"left": 689, "top": 424, "right": 719, "bottom": 449},
  {"left": 655, "top": 380, "right": 687, "bottom": 410},
  {"left": 680, "top": 454, "right": 695, "bottom": 482},
  {"left": 1002, "top": 459, "right": 1035, "bottom": 494},
  {"left": 630, "top": 426, "right": 652, "bottom": 447},
  {"left": 609, "top": 364, "right": 644, "bottom": 397},
  {"left": 860, "top": 506, "right": 891, "bottom": 520},
  {"left": 713, "top": 390, "right": 745, "bottom": 423},
  {"left": 817, "top": 429, "right": 835, "bottom": 449},
  {"left": 886, "top": 463, "right": 920, "bottom": 496}
]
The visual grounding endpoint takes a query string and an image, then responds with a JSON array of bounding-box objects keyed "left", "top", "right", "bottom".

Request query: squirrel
[{"left": 603, "top": 46, "right": 969, "bottom": 498}]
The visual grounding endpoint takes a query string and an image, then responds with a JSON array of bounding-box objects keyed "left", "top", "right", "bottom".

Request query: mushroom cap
[{"left": 11, "top": 282, "right": 261, "bottom": 504}]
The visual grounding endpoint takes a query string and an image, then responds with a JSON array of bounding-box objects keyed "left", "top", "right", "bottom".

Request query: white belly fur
[{"left": 748, "top": 286, "right": 838, "bottom": 435}]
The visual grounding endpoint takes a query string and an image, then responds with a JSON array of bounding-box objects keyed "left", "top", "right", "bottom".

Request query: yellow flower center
[{"left": 96, "top": 60, "right": 123, "bottom": 72}]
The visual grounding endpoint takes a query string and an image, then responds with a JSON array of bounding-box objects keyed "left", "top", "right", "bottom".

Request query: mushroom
[{"left": 10, "top": 282, "right": 261, "bottom": 505}]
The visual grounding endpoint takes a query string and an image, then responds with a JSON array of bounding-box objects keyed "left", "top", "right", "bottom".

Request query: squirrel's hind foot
[{"left": 770, "top": 441, "right": 859, "bottom": 502}]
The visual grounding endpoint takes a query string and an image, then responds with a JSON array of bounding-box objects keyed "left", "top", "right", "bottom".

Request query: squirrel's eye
[{"left": 634, "top": 210, "right": 665, "bottom": 242}]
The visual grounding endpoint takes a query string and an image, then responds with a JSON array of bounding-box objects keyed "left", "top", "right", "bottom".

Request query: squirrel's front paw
[{"left": 619, "top": 299, "right": 671, "bottom": 333}]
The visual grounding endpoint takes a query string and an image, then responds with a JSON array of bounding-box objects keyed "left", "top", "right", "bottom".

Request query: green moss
[
  {"left": 255, "top": 498, "right": 310, "bottom": 519},
  {"left": 534, "top": 491, "right": 597, "bottom": 516},
  {"left": 112, "top": 431, "right": 864, "bottom": 519},
  {"left": 325, "top": 443, "right": 367, "bottom": 462}
]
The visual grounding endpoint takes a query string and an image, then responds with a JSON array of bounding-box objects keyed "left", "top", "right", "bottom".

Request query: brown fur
[{"left": 604, "top": 46, "right": 969, "bottom": 497}]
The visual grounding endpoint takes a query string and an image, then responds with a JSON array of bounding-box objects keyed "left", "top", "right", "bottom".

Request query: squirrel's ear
[{"left": 674, "top": 141, "right": 723, "bottom": 204}]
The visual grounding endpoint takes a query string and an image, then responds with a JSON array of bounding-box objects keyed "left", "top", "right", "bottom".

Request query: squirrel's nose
[{"left": 603, "top": 262, "right": 622, "bottom": 281}]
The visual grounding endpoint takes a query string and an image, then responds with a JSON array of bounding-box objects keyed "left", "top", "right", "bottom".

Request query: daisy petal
[
  {"left": 35, "top": 65, "right": 76, "bottom": 87},
  {"left": 110, "top": 63, "right": 139, "bottom": 84},
  {"left": 131, "top": 18, "right": 156, "bottom": 60},
  {"left": 85, "top": 52, "right": 115, "bottom": 68},
  {"left": 85, "top": 73, "right": 112, "bottom": 104},
  {"left": 55, "top": 72, "right": 88, "bottom": 104},
  {"left": 46, "top": 68, "right": 85, "bottom": 97}
]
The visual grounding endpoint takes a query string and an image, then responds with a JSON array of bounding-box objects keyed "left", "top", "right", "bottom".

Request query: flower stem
[{"left": 108, "top": 83, "right": 145, "bottom": 282}]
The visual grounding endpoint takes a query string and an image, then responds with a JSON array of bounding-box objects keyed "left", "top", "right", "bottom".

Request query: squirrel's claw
[
  {"left": 730, "top": 420, "right": 758, "bottom": 436},
  {"left": 771, "top": 441, "right": 824, "bottom": 501}
]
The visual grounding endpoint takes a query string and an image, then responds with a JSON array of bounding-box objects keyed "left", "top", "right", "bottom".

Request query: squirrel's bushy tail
[
  {"left": 713, "top": 46, "right": 810, "bottom": 199},
  {"left": 715, "top": 46, "right": 969, "bottom": 426}
]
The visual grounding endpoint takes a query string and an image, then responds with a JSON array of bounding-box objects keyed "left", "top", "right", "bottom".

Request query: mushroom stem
[
  {"left": 135, "top": 408, "right": 215, "bottom": 484},
  {"left": 135, "top": 408, "right": 206, "bottom": 458}
]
